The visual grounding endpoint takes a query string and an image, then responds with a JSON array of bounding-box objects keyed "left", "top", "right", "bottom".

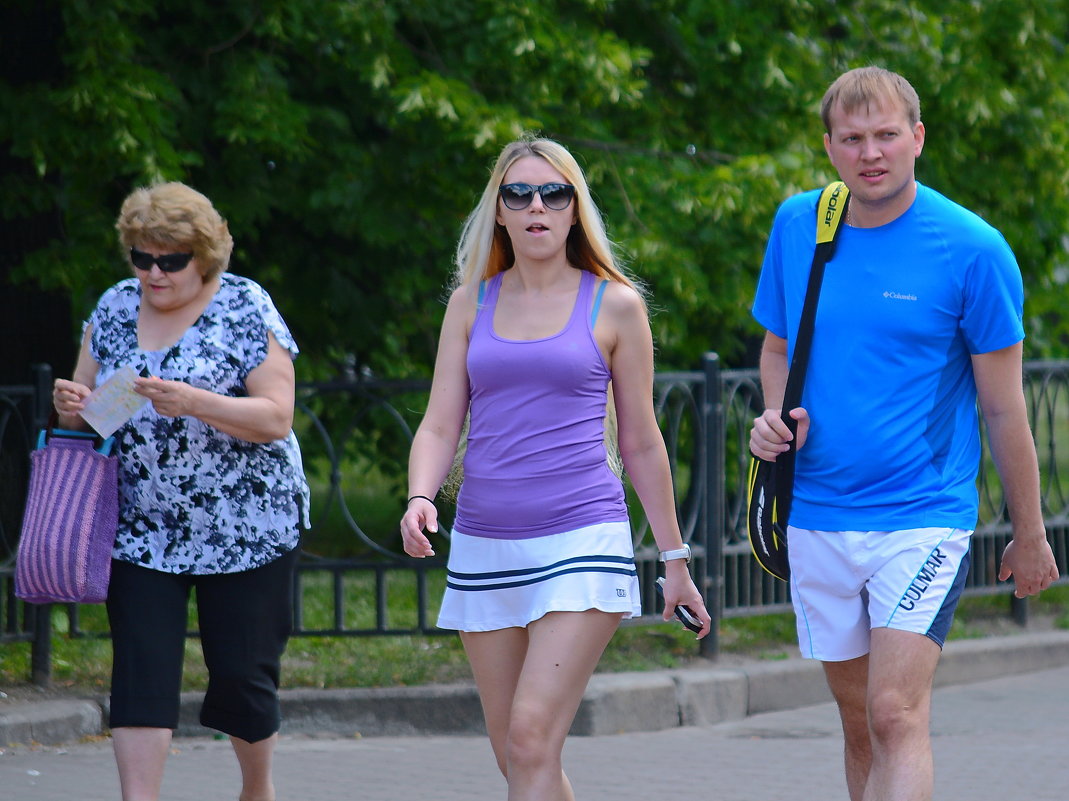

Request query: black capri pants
[{"left": 106, "top": 546, "right": 298, "bottom": 743}]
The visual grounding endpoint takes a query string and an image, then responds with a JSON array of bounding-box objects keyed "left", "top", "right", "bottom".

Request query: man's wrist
[{"left": 1011, "top": 527, "right": 1048, "bottom": 544}]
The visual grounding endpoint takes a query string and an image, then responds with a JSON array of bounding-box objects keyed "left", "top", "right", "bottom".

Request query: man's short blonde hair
[{"left": 821, "top": 66, "right": 921, "bottom": 133}]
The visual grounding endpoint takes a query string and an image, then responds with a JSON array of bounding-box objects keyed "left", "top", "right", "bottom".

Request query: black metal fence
[
  {"left": 3, "top": 356, "right": 1068, "bottom": 684},
  {"left": 0, "top": 365, "right": 53, "bottom": 684}
]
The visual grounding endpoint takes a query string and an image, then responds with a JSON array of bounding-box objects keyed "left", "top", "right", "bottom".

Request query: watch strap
[{"left": 658, "top": 544, "right": 691, "bottom": 563}]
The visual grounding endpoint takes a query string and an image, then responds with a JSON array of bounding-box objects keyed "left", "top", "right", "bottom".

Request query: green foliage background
[{"left": 4, "top": 0, "right": 1069, "bottom": 377}]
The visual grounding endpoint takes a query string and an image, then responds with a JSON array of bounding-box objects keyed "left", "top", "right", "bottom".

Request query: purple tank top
[{"left": 453, "top": 269, "right": 629, "bottom": 539}]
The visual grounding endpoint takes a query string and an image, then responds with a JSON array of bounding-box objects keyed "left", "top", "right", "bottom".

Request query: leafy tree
[{"left": 2, "top": 0, "right": 1068, "bottom": 384}]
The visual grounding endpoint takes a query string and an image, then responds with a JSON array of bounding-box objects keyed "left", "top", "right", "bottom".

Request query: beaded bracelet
[{"left": 406, "top": 495, "right": 436, "bottom": 506}]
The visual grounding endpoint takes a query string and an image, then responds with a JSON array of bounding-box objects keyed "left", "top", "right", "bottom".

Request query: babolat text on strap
[{"left": 817, "top": 180, "right": 849, "bottom": 245}]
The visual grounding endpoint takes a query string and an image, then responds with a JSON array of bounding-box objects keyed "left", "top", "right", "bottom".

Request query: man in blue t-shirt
[{"left": 750, "top": 66, "right": 1058, "bottom": 801}]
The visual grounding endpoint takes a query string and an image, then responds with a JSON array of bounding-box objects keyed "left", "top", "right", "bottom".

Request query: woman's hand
[
  {"left": 400, "top": 498, "right": 438, "bottom": 558},
  {"left": 53, "top": 378, "right": 92, "bottom": 417},
  {"left": 128, "top": 333, "right": 295, "bottom": 444},
  {"left": 661, "top": 560, "right": 712, "bottom": 639},
  {"left": 134, "top": 376, "right": 198, "bottom": 418}
]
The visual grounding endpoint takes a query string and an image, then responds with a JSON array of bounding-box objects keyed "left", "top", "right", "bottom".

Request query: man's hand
[
  {"left": 998, "top": 535, "right": 1059, "bottom": 598},
  {"left": 749, "top": 407, "right": 810, "bottom": 461}
]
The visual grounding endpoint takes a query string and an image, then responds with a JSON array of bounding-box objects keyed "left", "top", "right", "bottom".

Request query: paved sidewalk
[
  {"left": 3, "top": 662, "right": 1069, "bottom": 800},
  {"left": 5, "top": 630, "right": 1069, "bottom": 746}
]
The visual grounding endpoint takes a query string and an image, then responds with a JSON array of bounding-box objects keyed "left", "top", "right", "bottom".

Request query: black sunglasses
[
  {"left": 129, "top": 248, "right": 194, "bottom": 273},
  {"left": 499, "top": 182, "right": 576, "bottom": 211}
]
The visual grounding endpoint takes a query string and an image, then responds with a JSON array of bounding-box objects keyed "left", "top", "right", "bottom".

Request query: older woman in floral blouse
[{"left": 52, "top": 181, "right": 308, "bottom": 801}]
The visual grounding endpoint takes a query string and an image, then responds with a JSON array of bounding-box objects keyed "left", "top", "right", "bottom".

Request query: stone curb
[
  {"left": 3, "top": 630, "right": 1068, "bottom": 746},
  {"left": 0, "top": 699, "right": 102, "bottom": 747}
]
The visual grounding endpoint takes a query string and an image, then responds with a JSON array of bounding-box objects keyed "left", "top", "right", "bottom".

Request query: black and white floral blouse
[{"left": 88, "top": 273, "right": 310, "bottom": 575}]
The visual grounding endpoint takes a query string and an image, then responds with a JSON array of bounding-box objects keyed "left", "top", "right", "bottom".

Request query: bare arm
[
  {"left": 600, "top": 282, "right": 711, "bottom": 638},
  {"left": 51, "top": 326, "right": 100, "bottom": 430},
  {"left": 399, "top": 286, "right": 475, "bottom": 558},
  {"left": 750, "top": 331, "right": 810, "bottom": 460},
  {"left": 132, "top": 331, "right": 296, "bottom": 443},
  {"left": 973, "top": 343, "right": 1059, "bottom": 597},
  {"left": 759, "top": 330, "right": 789, "bottom": 410}
]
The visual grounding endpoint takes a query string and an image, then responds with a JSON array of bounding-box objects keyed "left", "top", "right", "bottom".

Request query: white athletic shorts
[
  {"left": 437, "top": 521, "right": 642, "bottom": 632},
  {"left": 788, "top": 526, "right": 972, "bottom": 662}
]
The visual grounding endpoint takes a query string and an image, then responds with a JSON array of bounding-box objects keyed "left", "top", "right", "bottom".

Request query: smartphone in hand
[{"left": 655, "top": 577, "right": 702, "bottom": 634}]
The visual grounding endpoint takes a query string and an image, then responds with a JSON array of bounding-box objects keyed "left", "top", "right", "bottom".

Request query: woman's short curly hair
[{"left": 115, "top": 182, "right": 233, "bottom": 281}]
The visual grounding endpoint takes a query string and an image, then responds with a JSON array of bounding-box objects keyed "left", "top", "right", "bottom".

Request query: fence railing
[
  {"left": 0, "top": 365, "right": 55, "bottom": 684},
  {"left": 3, "top": 356, "right": 1068, "bottom": 684}
]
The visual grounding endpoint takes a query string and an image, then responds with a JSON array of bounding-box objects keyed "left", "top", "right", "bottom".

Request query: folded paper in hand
[{"left": 80, "top": 366, "right": 149, "bottom": 438}]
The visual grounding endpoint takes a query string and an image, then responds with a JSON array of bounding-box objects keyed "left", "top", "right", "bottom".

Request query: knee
[
  {"left": 206, "top": 653, "right": 278, "bottom": 698},
  {"left": 208, "top": 665, "right": 265, "bottom": 701},
  {"left": 492, "top": 751, "right": 508, "bottom": 779},
  {"left": 505, "top": 707, "right": 556, "bottom": 774},
  {"left": 832, "top": 689, "right": 869, "bottom": 743},
  {"left": 867, "top": 689, "right": 928, "bottom": 747},
  {"left": 837, "top": 704, "right": 872, "bottom": 757}
]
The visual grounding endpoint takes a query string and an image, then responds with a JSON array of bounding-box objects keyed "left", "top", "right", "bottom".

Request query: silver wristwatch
[{"left": 658, "top": 543, "right": 692, "bottom": 563}]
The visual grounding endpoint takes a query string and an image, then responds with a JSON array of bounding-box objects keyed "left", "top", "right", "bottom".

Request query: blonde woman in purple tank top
[{"left": 400, "top": 136, "right": 710, "bottom": 800}]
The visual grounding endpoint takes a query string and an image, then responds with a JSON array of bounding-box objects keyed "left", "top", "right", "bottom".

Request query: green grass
[
  {"left": 945, "top": 584, "right": 1069, "bottom": 638},
  {"left": 3, "top": 584, "right": 1067, "bottom": 694}
]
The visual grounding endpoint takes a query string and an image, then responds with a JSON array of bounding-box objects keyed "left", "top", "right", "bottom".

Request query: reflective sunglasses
[
  {"left": 499, "top": 182, "right": 576, "bottom": 211},
  {"left": 129, "top": 248, "right": 194, "bottom": 273}
]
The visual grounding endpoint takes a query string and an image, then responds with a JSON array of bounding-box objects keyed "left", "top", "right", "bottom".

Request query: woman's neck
[{"left": 505, "top": 258, "right": 576, "bottom": 293}]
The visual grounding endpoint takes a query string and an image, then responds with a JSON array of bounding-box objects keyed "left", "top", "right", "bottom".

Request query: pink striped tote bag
[{"left": 15, "top": 428, "right": 118, "bottom": 604}]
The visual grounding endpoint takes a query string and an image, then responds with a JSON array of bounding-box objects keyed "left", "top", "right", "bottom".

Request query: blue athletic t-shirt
[{"left": 752, "top": 182, "right": 1024, "bottom": 531}]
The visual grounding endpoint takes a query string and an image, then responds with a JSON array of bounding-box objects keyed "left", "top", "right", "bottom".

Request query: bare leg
[
  {"left": 112, "top": 726, "right": 172, "bottom": 801},
  {"left": 462, "top": 611, "right": 622, "bottom": 800},
  {"left": 231, "top": 733, "right": 278, "bottom": 801},
  {"left": 823, "top": 654, "right": 871, "bottom": 801},
  {"left": 461, "top": 627, "right": 530, "bottom": 780},
  {"left": 509, "top": 611, "right": 621, "bottom": 800},
  {"left": 862, "top": 628, "right": 940, "bottom": 801}
]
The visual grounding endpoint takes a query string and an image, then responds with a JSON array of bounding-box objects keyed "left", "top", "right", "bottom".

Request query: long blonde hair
[{"left": 441, "top": 137, "right": 635, "bottom": 499}]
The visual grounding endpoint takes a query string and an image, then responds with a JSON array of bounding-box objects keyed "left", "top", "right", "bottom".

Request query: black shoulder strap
[{"left": 780, "top": 181, "right": 850, "bottom": 428}]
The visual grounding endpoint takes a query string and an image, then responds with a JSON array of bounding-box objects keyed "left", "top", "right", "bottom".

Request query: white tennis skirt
[{"left": 437, "top": 521, "right": 642, "bottom": 632}]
